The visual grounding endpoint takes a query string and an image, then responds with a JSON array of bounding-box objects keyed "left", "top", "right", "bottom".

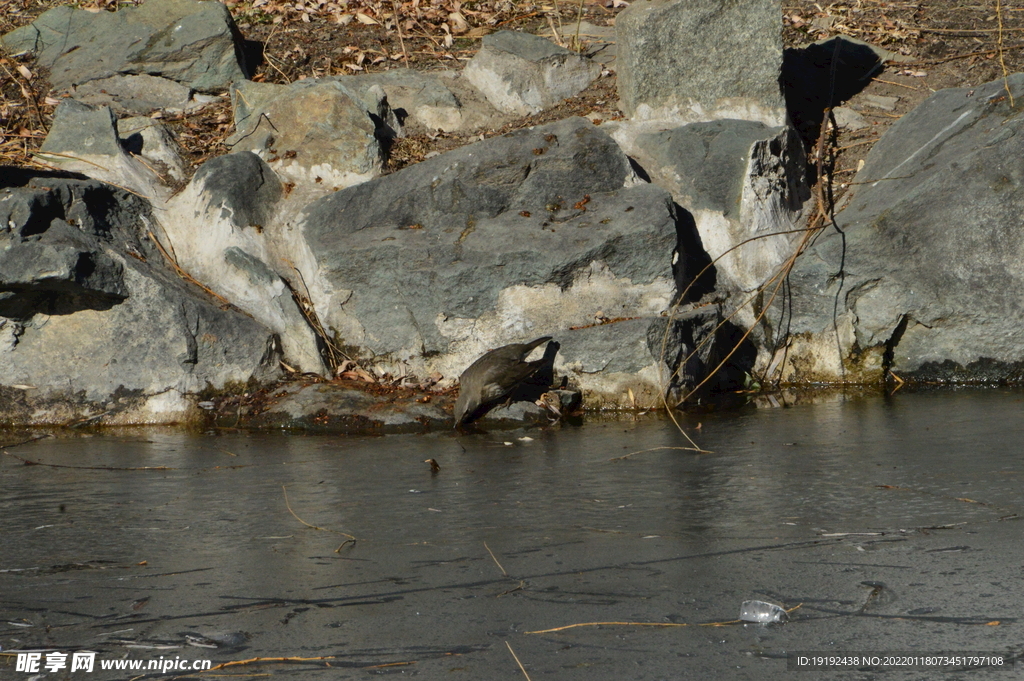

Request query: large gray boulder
[
  {"left": 330, "top": 69, "right": 495, "bottom": 133},
  {"left": 37, "top": 99, "right": 173, "bottom": 202},
  {"left": 464, "top": 31, "right": 602, "bottom": 116},
  {"left": 616, "top": 0, "right": 786, "bottom": 126},
  {"left": 69, "top": 74, "right": 212, "bottom": 116},
  {"left": 627, "top": 119, "right": 809, "bottom": 298},
  {"left": 1, "top": 0, "right": 249, "bottom": 93},
  {"left": 160, "top": 152, "right": 328, "bottom": 374},
  {"left": 118, "top": 116, "right": 189, "bottom": 184},
  {"left": 294, "top": 118, "right": 684, "bottom": 406},
  {"left": 0, "top": 174, "right": 280, "bottom": 425},
  {"left": 766, "top": 74, "right": 1024, "bottom": 384},
  {"left": 33, "top": 100, "right": 324, "bottom": 375},
  {"left": 228, "top": 79, "right": 392, "bottom": 194}
]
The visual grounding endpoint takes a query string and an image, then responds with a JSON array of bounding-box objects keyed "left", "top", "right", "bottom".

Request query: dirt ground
[{"left": 2, "top": 0, "right": 1023, "bottom": 189}]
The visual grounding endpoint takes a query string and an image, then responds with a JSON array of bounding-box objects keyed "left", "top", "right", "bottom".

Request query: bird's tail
[{"left": 523, "top": 336, "right": 553, "bottom": 354}]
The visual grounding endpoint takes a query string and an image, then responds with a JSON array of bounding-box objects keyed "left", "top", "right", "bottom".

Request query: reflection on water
[{"left": 2, "top": 390, "right": 1023, "bottom": 679}]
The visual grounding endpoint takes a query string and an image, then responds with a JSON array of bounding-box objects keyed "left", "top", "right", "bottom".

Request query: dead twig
[
  {"left": 899, "top": 43, "right": 1024, "bottom": 66},
  {"left": 146, "top": 230, "right": 237, "bottom": 309},
  {"left": 997, "top": 0, "right": 1016, "bottom": 107},
  {"left": 390, "top": 0, "right": 410, "bottom": 67},
  {"left": 281, "top": 258, "right": 352, "bottom": 374}
]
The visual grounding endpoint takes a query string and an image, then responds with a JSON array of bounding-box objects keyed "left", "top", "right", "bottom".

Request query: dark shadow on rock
[
  {"left": 881, "top": 313, "right": 909, "bottom": 376},
  {"left": 714, "top": 319, "right": 758, "bottom": 391},
  {"left": 907, "top": 358, "right": 1024, "bottom": 384},
  {"left": 0, "top": 166, "right": 92, "bottom": 189},
  {"left": 781, "top": 36, "right": 883, "bottom": 170},
  {"left": 672, "top": 203, "right": 716, "bottom": 304},
  {"left": 628, "top": 157, "right": 652, "bottom": 184},
  {"left": 0, "top": 285, "right": 124, "bottom": 319},
  {"left": 369, "top": 111, "right": 401, "bottom": 160},
  {"left": 121, "top": 132, "right": 144, "bottom": 156},
  {"left": 649, "top": 311, "right": 756, "bottom": 405},
  {"left": 240, "top": 39, "right": 265, "bottom": 77}
]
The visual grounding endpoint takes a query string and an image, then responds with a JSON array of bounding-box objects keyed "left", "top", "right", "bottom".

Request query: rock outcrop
[{"left": 7, "top": 0, "right": 1024, "bottom": 428}]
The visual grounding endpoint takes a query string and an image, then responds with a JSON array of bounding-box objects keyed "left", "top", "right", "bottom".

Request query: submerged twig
[
  {"left": 608, "top": 445, "right": 707, "bottom": 462},
  {"left": 528, "top": 621, "right": 694, "bottom": 634},
  {"left": 204, "top": 655, "right": 337, "bottom": 672},
  {"left": 527, "top": 605, "right": 802, "bottom": 634},
  {"left": 281, "top": 485, "right": 356, "bottom": 541},
  {"left": 0, "top": 435, "right": 50, "bottom": 450},
  {"left": 1, "top": 449, "right": 172, "bottom": 471}
]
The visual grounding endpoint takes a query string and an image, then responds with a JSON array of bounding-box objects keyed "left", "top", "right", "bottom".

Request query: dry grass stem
[
  {"left": 505, "top": 641, "right": 532, "bottom": 681},
  {"left": 871, "top": 77, "right": 922, "bottom": 90},
  {"left": 147, "top": 230, "right": 237, "bottom": 309},
  {"left": 484, "top": 541, "right": 508, "bottom": 577},
  {"left": 997, "top": 0, "right": 1016, "bottom": 107}
]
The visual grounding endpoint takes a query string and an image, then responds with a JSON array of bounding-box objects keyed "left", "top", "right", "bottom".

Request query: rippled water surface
[{"left": 2, "top": 390, "right": 1023, "bottom": 679}]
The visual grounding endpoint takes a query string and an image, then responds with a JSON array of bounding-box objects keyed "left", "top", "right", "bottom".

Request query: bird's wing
[
  {"left": 478, "top": 380, "right": 511, "bottom": 404},
  {"left": 476, "top": 357, "right": 544, "bottom": 393}
]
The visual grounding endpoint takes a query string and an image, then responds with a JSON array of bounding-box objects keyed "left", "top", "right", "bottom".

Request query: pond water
[{"left": 2, "top": 390, "right": 1022, "bottom": 680}]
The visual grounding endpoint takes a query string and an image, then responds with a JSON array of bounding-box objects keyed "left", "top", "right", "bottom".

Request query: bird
[{"left": 453, "top": 337, "right": 559, "bottom": 427}]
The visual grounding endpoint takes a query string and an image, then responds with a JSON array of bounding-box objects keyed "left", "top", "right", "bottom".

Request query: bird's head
[{"left": 453, "top": 390, "right": 477, "bottom": 428}]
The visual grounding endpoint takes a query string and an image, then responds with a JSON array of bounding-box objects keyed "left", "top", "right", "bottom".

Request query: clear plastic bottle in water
[{"left": 739, "top": 600, "right": 789, "bottom": 623}]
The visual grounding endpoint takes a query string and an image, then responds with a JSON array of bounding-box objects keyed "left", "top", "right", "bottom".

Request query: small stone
[
  {"left": 832, "top": 106, "right": 869, "bottom": 131},
  {"left": 860, "top": 94, "right": 899, "bottom": 111}
]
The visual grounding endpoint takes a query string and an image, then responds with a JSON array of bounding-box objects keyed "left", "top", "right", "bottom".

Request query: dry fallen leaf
[{"left": 448, "top": 10, "right": 469, "bottom": 34}]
